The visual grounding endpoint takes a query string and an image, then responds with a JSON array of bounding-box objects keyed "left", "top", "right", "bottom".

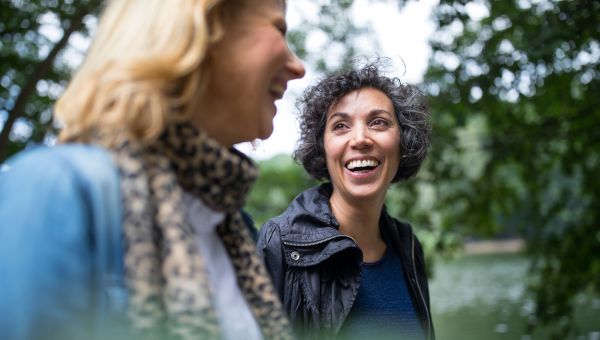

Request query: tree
[
  {"left": 421, "top": 0, "right": 599, "bottom": 336},
  {"left": 246, "top": 155, "right": 317, "bottom": 227},
  {"left": 0, "top": 0, "right": 102, "bottom": 162}
]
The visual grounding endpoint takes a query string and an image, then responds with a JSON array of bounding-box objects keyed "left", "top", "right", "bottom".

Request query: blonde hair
[{"left": 55, "top": 0, "right": 238, "bottom": 144}]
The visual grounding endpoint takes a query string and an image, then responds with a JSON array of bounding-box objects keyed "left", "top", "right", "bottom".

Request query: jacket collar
[
  {"left": 279, "top": 183, "right": 413, "bottom": 243},
  {"left": 279, "top": 183, "right": 340, "bottom": 243},
  {"left": 278, "top": 184, "right": 360, "bottom": 267}
]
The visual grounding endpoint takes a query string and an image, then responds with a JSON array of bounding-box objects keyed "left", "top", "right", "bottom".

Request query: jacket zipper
[
  {"left": 283, "top": 234, "right": 357, "bottom": 247},
  {"left": 412, "top": 235, "right": 432, "bottom": 340},
  {"left": 284, "top": 233, "right": 360, "bottom": 337}
]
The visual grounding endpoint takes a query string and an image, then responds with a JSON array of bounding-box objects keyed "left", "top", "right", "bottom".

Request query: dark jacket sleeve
[
  {"left": 240, "top": 209, "right": 258, "bottom": 242},
  {"left": 413, "top": 236, "right": 432, "bottom": 308},
  {"left": 256, "top": 220, "right": 287, "bottom": 300},
  {"left": 413, "top": 235, "right": 435, "bottom": 339}
]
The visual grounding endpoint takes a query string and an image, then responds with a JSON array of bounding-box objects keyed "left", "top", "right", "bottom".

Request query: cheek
[
  {"left": 272, "top": 41, "right": 288, "bottom": 62},
  {"left": 387, "top": 139, "right": 402, "bottom": 173},
  {"left": 323, "top": 137, "right": 338, "bottom": 171},
  {"left": 268, "top": 32, "right": 289, "bottom": 57},
  {"left": 323, "top": 135, "right": 338, "bottom": 160},
  {"left": 253, "top": 35, "right": 287, "bottom": 71}
]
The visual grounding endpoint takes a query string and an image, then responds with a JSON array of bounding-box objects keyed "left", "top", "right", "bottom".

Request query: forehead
[
  {"left": 328, "top": 88, "right": 393, "bottom": 115},
  {"left": 237, "top": 0, "right": 285, "bottom": 11},
  {"left": 233, "top": 0, "right": 285, "bottom": 18},
  {"left": 272, "top": 0, "right": 286, "bottom": 10},
  {"left": 266, "top": 0, "right": 286, "bottom": 11}
]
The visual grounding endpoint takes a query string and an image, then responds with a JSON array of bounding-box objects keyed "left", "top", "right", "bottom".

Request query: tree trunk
[{"left": 0, "top": 2, "right": 97, "bottom": 162}]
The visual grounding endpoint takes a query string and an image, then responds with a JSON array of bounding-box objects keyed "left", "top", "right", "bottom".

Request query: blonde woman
[{"left": 0, "top": 0, "right": 304, "bottom": 339}]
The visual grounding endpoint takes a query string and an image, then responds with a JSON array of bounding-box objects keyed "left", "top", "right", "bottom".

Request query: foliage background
[{"left": 1, "top": 0, "right": 598, "bottom": 338}]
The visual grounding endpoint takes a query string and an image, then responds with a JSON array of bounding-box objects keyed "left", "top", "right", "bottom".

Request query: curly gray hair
[{"left": 294, "top": 62, "right": 431, "bottom": 182}]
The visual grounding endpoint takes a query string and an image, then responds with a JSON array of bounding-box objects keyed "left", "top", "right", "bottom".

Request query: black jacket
[{"left": 257, "top": 184, "right": 435, "bottom": 339}]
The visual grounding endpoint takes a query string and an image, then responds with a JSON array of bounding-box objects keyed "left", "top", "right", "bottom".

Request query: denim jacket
[{"left": 0, "top": 145, "right": 129, "bottom": 340}]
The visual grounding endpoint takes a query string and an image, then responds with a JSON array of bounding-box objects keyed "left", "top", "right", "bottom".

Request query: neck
[
  {"left": 191, "top": 113, "right": 236, "bottom": 148},
  {"left": 330, "top": 190, "right": 387, "bottom": 262},
  {"left": 191, "top": 89, "right": 237, "bottom": 148}
]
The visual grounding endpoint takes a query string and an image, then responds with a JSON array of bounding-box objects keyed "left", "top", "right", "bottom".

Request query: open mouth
[
  {"left": 345, "top": 159, "right": 380, "bottom": 172},
  {"left": 269, "top": 83, "right": 285, "bottom": 99}
]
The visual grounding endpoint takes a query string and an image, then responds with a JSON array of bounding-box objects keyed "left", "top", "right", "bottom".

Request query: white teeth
[
  {"left": 269, "top": 84, "right": 285, "bottom": 98},
  {"left": 346, "top": 159, "right": 379, "bottom": 170}
]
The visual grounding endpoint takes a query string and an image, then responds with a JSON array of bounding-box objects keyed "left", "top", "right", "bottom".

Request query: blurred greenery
[
  {"left": 420, "top": 0, "right": 600, "bottom": 337},
  {"left": 246, "top": 155, "right": 317, "bottom": 226},
  {"left": 1, "top": 0, "right": 599, "bottom": 338},
  {"left": 0, "top": 0, "right": 103, "bottom": 161}
]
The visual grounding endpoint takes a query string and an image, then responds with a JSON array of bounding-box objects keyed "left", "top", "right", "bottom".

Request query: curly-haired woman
[{"left": 257, "top": 62, "right": 435, "bottom": 340}]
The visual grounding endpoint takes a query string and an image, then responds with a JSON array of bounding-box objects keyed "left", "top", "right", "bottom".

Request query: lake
[{"left": 429, "top": 253, "right": 600, "bottom": 340}]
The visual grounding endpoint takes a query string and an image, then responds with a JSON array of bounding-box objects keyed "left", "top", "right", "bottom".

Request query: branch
[{"left": 0, "top": 1, "right": 100, "bottom": 162}]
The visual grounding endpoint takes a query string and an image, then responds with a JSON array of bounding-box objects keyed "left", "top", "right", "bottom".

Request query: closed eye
[{"left": 275, "top": 20, "right": 287, "bottom": 36}]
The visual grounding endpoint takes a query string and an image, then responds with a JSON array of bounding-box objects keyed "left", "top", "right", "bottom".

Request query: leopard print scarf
[{"left": 103, "top": 123, "right": 293, "bottom": 340}]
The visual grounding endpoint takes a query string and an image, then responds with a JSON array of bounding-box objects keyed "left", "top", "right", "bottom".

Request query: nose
[
  {"left": 349, "top": 125, "right": 372, "bottom": 149},
  {"left": 285, "top": 48, "right": 305, "bottom": 80}
]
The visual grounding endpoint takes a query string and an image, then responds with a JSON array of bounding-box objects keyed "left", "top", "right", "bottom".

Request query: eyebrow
[
  {"left": 327, "top": 109, "right": 394, "bottom": 121},
  {"left": 328, "top": 112, "right": 350, "bottom": 121},
  {"left": 368, "top": 109, "right": 394, "bottom": 117}
]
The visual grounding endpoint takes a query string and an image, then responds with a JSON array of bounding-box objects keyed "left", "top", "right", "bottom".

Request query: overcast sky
[{"left": 237, "top": 0, "right": 438, "bottom": 160}]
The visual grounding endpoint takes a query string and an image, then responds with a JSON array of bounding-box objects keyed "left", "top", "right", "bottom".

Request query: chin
[
  {"left": 258, "top": 125, "right": 274, "bottom": 140},
  {"left": 346, "top": 186, "right": 385, "bottom": 201}
]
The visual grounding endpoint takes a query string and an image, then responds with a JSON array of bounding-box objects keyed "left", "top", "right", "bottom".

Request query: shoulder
[
  {"left": 265, "top": 184, "right": 335, "bottom": 233},
  {"left": 382, "top": 212, "right": 427, "bottom": 257},
  {"left": 0, "top": 143, "right": 123, "bottom": 257},
  {"left": 256, "top": 205, "right": 306, "bottom": 246},
  {"left": 257, "top": 217, "right": 284, "bottom": 247},
  {"left": 48, "top": 144, "right": 117, "bottom": 182},
  {"left": 381, "top": 211, "right": 413, "bottom": 241},
  {"left": 0, "top": 145, "right": 125, "bottom": 340},
  {"left": 1, "top": 144, "right": 116, "bottom": 183},
  {"left": 0, "top": 144, "right": 121, "bottom": 230},
  {"left": 257, "top": 194, "right": 300, "bottom": 240}
]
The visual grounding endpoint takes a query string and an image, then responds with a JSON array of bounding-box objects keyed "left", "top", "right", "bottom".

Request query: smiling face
[
  {"left": 324, "top": 87, "right": 401, "bottom": 203},
  {"left": 194, "top": 0, "right": 305, "bottom": 147}
]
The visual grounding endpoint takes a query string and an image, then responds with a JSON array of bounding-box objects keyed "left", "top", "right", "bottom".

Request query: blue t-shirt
[{"left": 337, "top": 246, "right": 424, "bottom": 340}]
